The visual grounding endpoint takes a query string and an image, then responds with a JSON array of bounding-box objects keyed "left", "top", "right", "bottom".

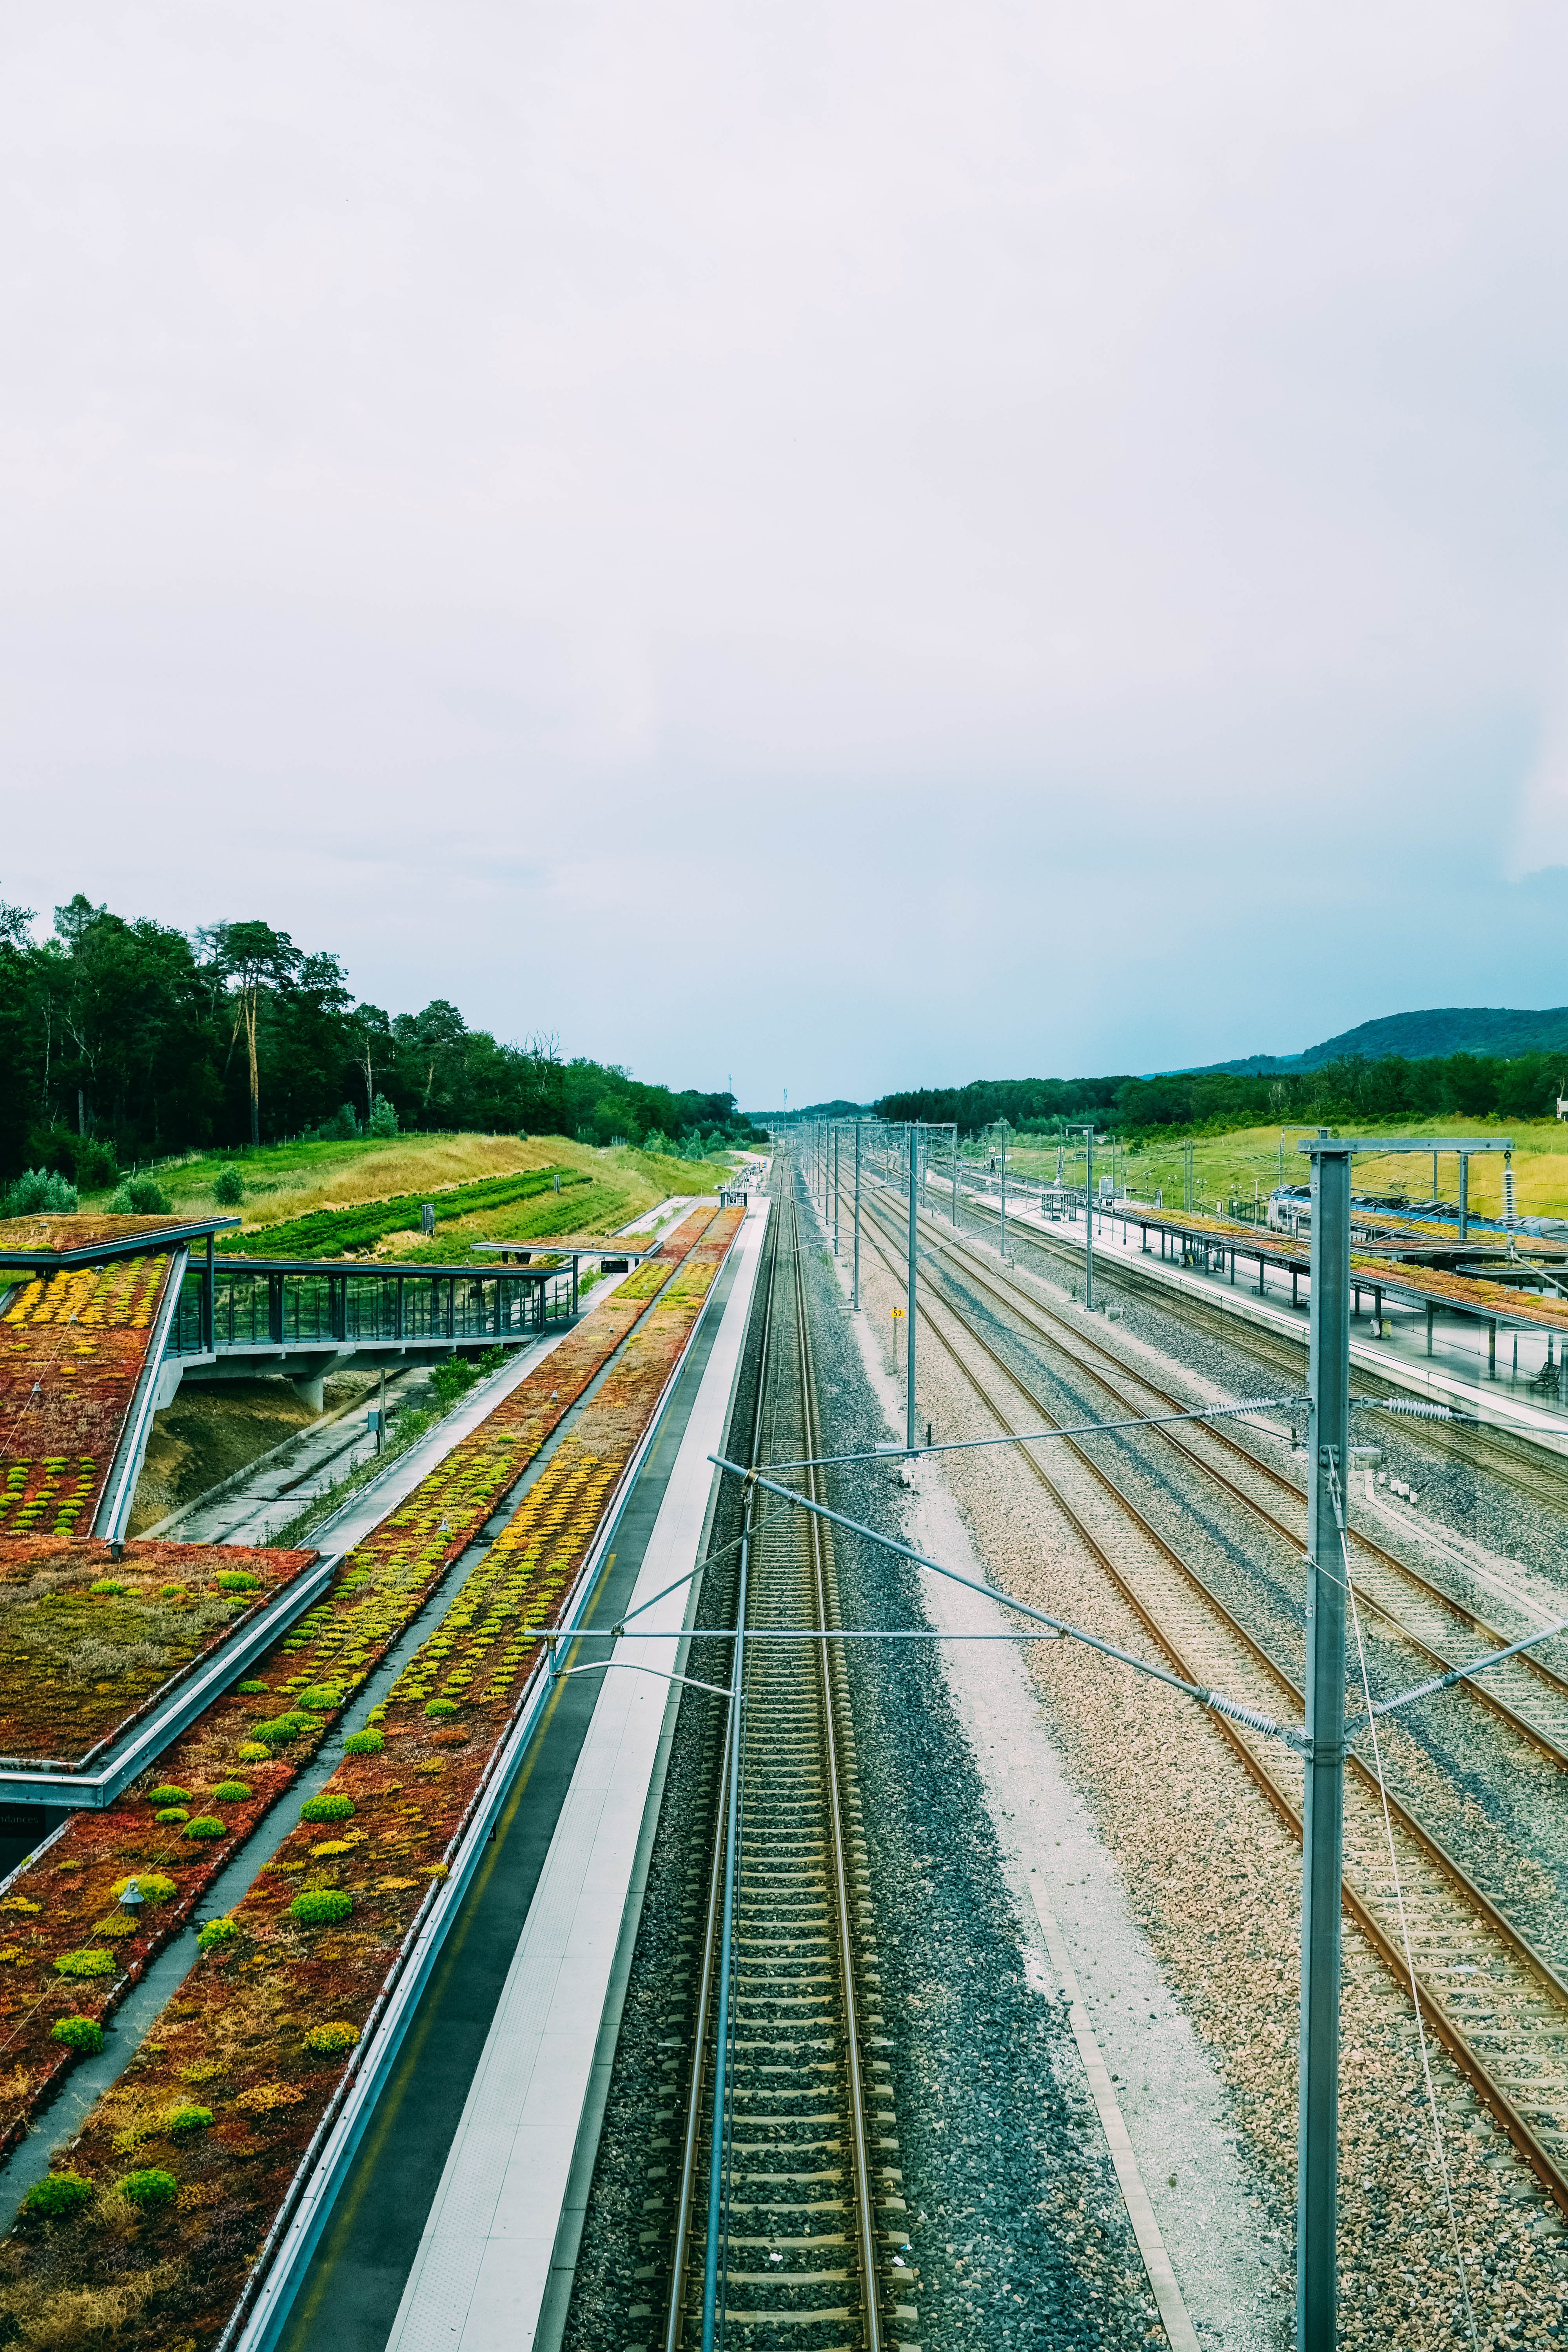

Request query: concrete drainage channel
[{"left": 0, "top": 1300, "right": 655, "bottom": 2229}]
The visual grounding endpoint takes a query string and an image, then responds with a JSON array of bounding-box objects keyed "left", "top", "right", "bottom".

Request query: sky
[{"left": 4, "top": 2, "right": 1568, "bottom": 1108}]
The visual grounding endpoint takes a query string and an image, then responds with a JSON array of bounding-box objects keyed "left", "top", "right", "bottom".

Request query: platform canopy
[
  {"left": 470, "top": 1236, "right": 656, "bottom": 1265},
  {"left": 0, "top": 1214, "right": 240, "bottom": 1269}
]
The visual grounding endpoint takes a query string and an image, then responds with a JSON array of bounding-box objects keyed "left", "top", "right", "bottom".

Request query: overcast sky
[{"left": 4, "top": 3, "right": 1567, "bottom": 1106}]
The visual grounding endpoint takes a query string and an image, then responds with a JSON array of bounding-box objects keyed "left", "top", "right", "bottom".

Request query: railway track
[
  {"left": 834, "top": 1169, "right": 1568, "bottom": 2217},
  {"left": 905, "top": 1190, "right": 1568, "bottom": 1769},
  {"left": 957, "top": 1178, "right": 1568, "bottom": 1515},
  {"left": 662, "top": 1173, "right": 905, "bottom": 2349}
]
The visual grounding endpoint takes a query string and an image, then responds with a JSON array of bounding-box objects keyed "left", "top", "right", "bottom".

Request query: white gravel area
[{"left": 811, "top": 1203, "right": 1289, "bottom": 2349}]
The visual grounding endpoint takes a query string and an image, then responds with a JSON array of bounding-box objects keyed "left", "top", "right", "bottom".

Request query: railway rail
[
  {"left": 662, "top": 1172, "right": 905, "bottom": 2349},
  {"left": 906, "top": 1193, "right": 1568, "bottom": 1769},
  {"left": 835, "top": 1171, "right": 1568, "bottom": 2218},
  {"left": 955, "top": 1176, "right": 1568, "bottom": 1514}
]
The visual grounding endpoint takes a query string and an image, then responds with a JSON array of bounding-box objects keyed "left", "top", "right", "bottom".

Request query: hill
[{"left": 1187, "top": 1006, "right": 1568, "bottom": 1077}]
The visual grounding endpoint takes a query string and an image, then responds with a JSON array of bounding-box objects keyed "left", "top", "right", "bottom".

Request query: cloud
[{"left": 1, "top": 1, "right": 1566, "bottom": 1100}]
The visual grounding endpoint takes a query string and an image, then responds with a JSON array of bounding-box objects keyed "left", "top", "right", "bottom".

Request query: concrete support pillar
[
  {"left": 292, "top": 1372, "right": 326, "bottom": 1413},
  {"left": 1426, "top": 1304, "right": 1435, "bottom": 1357},
  {"left": 1488, "top": 1319, "right": 1497, "bottom": 1377}
]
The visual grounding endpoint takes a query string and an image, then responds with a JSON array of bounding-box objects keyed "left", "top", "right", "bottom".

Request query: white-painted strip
[{"left": 1025, "top": 1872, "right": 1202, "bottom": 2352}]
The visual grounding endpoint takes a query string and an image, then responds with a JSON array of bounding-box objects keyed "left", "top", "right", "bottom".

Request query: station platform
[
  {"left": 929, "top": 1177, "right": 1568, "bottom": 1458},
  {"left": 274, "top": 1194, "right": 770, "bottom": 2352},
  {"left": 385, "top": 1192, "right": 768, "bottom": 2352}
]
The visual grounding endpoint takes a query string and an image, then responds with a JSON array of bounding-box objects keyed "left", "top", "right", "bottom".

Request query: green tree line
[
  {"left": 0, "top": 891, "right": 759, "bottom": 1182},
  {"left": 875, "top": 1051, "right": 1568, "bottom": 1139}
]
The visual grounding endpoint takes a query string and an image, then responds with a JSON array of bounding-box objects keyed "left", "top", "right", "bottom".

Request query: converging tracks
[
  {"left": 839, "top": 1171, "right": 1568, "bottom": 2219},
  {"left": 662, "top": 1173, "right": 907, "bottom": 2350}
]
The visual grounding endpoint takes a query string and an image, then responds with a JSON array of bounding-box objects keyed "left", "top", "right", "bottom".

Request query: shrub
[
  {"left": 4, "top": 1169, "right": 78, "bottom": 1217},
  {"left": 73, "top": 1137, "right": 119, "bottom": 1191},
  {"left": 22, "top": 2171, "right": 93, "bottom": 2220},
  {"left": 110, "top": 1174, "right": 172, "bottom": 1215},
  {"left": 213, "top": 1165, "right": 246, "bottom": 1205},
  {"left": 95, "top": 1916, "right": 135, "bottom": 1940},
  {"left": 146, "top": 1786, "right": 191, "bottom": 1806},
  {"left": 253, "top": 1713, "right": 316, "bottom": 1745},
  {"left": 429, "top": 1359, "right": 477, "bottom": 1409},
  {"left": 237, "top": 1680, "right": 269, "bottom": 1695},
  {"left": 112, "top": 1874, "right": 176, "bottom": 1904},
  {"left": 118, "top": 2169, "right": 177, "bottom": 2208},
  {"left": 154, "top": 1808, "right": 189, "bottom": 1825},
  {"left": 54, "top": 1950, "right": 114, "bottom": 1980},
  {"left": 368, "top": 1094, "right": 399, "bottom": 1138},
  {"left": 299, "top": 1793, "right": 354, "bottom": 1823},
  {"left": 211, "top": 1780, "right": 251, "bottom": 1802},
  {"left": 197, "top": 1917, "right": 239, "bottom": 1953},
  {"left": 424, "top": 1699, "right": 458, "bottom": 1718},
  {"left": 296, "top": 1686, "right": 342, "bottom": 1710},
  {"left": 289, "top": 1889, "right": 352, "bottom": 1926},
  {"left": 51, "top": 2017, "right": 104, "bottom": 2054},
  {"left": 237, "top": 1741, "right": 270, "bottom": 1762},
  {"left": 88, "top": 1579, "right": 127, "bottom": 1596},
  {"left": 167, "top": 2105, "right": 212, "bottom": 2133},
  {"left": 343, "top": 1729, "right": 384, "bottom": 1755},
  {"left": 303, "top": 2021, "right": 360, "bottom": 2057},
  {"left": 216, "top": 1570, "right": 260, "bottom": 1593},
  {"left": 182, "top": 1817, "right": 225, "bottom": 1842},
  {"left": 0, "top": 1949, "right": 20, "bottom": 1965},
  {"left": 159, "top": 1583, "right": 187, "bottom": 1598}
]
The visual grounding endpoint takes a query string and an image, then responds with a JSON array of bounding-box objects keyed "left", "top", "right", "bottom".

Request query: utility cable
[{"left": 764, "top": 1394, "right": 1308, "bottom": 1472}]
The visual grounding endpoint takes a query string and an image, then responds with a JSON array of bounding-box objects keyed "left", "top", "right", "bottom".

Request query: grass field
[
  {"left": 1004, "top": 1119, "right": 1568, "bottom": 1221},
  {"left": 86, "top": 1134, "right": 740, "bottom": 1251}
]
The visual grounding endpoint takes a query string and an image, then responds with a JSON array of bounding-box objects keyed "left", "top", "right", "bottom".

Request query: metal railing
[{"left": 165, "top": 1263, "right": 567, "bottom": 1359}]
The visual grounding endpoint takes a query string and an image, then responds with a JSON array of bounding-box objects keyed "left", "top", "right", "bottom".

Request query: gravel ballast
[{"left": 844, "top": 1174, "right": 1568, "bottom": 2347}]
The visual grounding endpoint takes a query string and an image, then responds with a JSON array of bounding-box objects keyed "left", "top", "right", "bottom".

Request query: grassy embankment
[
  {"left": 83, "top": 1134, "right": 739, "bottom": 1260},
  {"left": 1005, "top": 1119, "right": 1568, "bottom": 1222}
]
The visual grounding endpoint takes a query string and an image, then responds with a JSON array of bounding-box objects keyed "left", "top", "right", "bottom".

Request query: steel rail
[
  {"left": 894, "top": 1195, "right": 1568, "bottom": 1769},
  {"left": 845, "top": 1185, "right": 1568, "bottom": 2212},
  {"left": 668, "top": 1165, "right": 885, "bottom": 2346},
  {"left": 665, "top": 1200, "right": 779, "bottom": 2352},
  {"left": 947, "top": 1185, "right": 1568, "bottom": 1690},
  {"left": 796, "top": 1187, "right": 884, "bottom": 2352}
]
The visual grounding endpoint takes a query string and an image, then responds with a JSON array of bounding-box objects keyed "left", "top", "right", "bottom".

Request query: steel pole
[
  {"left": 952, "top": 1127, "right": 959, "bottom": 1229},
  {"left": 1000, "top": 1131, "right": 1007, "bottom": 1261},
  {"left": 1085, "top": 1130, "right": 1095, "bottom": 1311},
  {"left": 1298, "top": 1138, "right": 1351, "bottom": 2352},
  {"left": 1459, "top": 1149, "right": 1468, "bottom": 1244},
  {"left": 906, "top": 1127, "right": 918, "bottom": 1453},
  {"left": 833, "top": 1124, "right": 840, "bottom": 1254},
  {"left": 853, "top": 1122, "right": 861, "bottom": 1310}
]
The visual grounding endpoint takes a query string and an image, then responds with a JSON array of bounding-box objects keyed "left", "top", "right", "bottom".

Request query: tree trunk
[{"left": 245, "top": 991, "right": 260, "bottom": 1148}]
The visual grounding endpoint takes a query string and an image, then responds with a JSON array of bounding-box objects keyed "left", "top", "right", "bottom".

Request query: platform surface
[{"left": 386, "top": 1195, "right": 769, "bottom": 2352}]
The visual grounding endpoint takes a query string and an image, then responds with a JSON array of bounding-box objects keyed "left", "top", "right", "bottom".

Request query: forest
[
  {"left": 0, "top": 892, "right": 759, "bottom": 1182},
  {"left": 874, "top": 1049, "right": 1568, "bottom": 1138}
]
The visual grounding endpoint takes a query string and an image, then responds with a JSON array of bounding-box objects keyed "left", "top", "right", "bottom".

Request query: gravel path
[{"left": 846, "top": 1179, "right": 1568, "bottom": 2348}]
